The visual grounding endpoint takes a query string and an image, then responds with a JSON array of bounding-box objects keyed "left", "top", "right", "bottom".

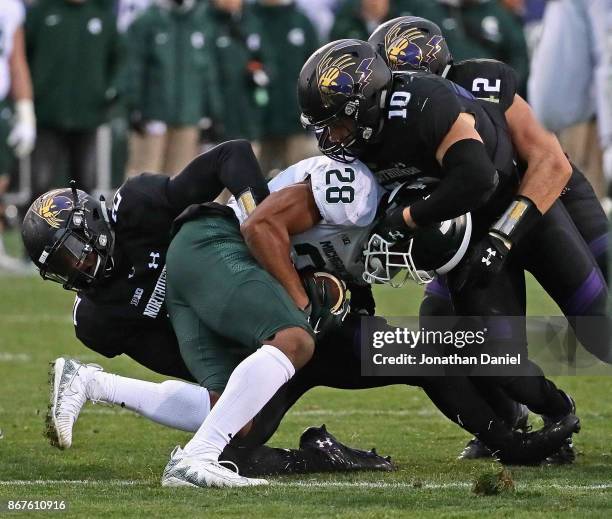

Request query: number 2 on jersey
[
  {"left": 472, "top": 78, "right": 501, "bottom": 93},
  {"left": 325, "top": 167, "right": 355, "bottom": 204}
]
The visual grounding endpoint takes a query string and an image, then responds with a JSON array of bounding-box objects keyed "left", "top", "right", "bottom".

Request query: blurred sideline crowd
[{"left": 0, "top": 0, "right": 611, "bottom": 271}]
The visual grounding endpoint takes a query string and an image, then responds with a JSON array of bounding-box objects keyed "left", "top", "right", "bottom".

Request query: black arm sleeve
[
  {"left": 410, "top": 139, "right": 499, "bottom": 226},
  {"left": 166, "top": 139, "right": 270, "bottom": 211}
]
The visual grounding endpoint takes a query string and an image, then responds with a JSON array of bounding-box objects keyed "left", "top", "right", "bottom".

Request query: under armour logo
[
  {"left": 388, "top": 230, "right": 405, "bottom": 241},
  {"left": 128, "top": 266, "right": 135, "bottom": 279},
  {"left": 481, "top": 248, "right": 496, "bottom": 266},
  {"left": 148, "top": 252, "right": 160, "bottom": 269},
  {"left": 316, "top": 438, "right": 333, "bottom": 448}
]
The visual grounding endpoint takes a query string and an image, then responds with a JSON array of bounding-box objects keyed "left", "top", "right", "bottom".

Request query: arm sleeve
[
  {"left": 410, "top": 139, "right": 499, "bottom": 226},
  {"left": 165, "top": 139, "right": 270, "bottom": 211}
]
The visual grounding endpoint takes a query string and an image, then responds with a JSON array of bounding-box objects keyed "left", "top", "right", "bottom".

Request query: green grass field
[{"left": 0, "top": 266, "right": 611, "bottom": 517}]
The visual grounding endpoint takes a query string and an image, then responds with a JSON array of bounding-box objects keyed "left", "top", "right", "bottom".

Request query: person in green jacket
[
  {"left": 125, "top": 0, "right": 218, "bottom": 176},
  {"left": 437, "top": 0, "right": 529, "bottom": 93},
  {"left": 252, "top": 0, "right": 320, "bottom": 176},
  {"left": 26, "top": 0, "right": 123, "bottom": 198},
  {"left": 204, "top": 0, "right": 270, "bottom": 144},
  {"left": 332, "top": 0, "right": 493, "bottom": 64}
]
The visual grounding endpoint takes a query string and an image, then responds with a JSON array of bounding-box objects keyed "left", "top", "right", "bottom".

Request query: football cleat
[
  {"left": 46, "top": 357, "right": 101, "bottom": 450},
  {"left": 545, "top": 437, "right": 577, "bottom": 465},
  {"left": 458, "top": 438, "right": 493, "bottom": 460},
  {"left": 161, "top": 446, "right": 269, "bottom": 488},
  {"left": 459, "top": 403, "right": 530, "bottom": 460},
  {"left": 543, "top": 394, "right": 577, "bottom": 465},
  {"left": 299, "top": 424, "right": 394, "bottom": 472},
  {"left": 495, "top": 414, "right": 580, "bottom": 466}
]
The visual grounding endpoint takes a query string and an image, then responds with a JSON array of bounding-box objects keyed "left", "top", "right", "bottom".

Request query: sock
[
  {"left": 183, "top": 345, "right": 295, "bottom": 461},
  {"left": 87, "top": 373, "right": 210, "bottom": 432}
]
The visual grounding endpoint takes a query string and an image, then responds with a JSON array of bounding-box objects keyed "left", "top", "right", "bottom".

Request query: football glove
[
  {"left": 453, "top": 232, "right": 510, "bottom": 292},
  {"left": 7, "top": 100, "right": 36, "bottom": 158},
  {"left": 454, "top": 195, "right": 541, "bottom": 291},
  {"left": 302, "top": 271, "right": 348, "bottom": 338},
  {"left": 372, "top": 205, "right": 414, "bottom": 245},
  {"left": 347, "top": 283, "right": 376, "bottom": 316}
]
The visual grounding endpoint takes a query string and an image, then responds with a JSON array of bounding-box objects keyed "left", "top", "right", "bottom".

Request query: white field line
[
  {"left": 70, "top": 407, "right": 438, "bottom": 417},
  {"left": 0, "top": 353, "right": 31, "bottom": 362},
  {"left": 0, "top": 315, "right": 72, "bottom": 324},
  {"left": 0, "top": 480, "right": 611, "bottom": 491}
]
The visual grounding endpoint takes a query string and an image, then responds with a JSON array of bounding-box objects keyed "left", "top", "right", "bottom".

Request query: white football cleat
[
  {"left": 46, "top": 357, "right": 101, "bottom": 449},
  {"left": 161, "top": 446, "right": 269, "bottom": 488}
]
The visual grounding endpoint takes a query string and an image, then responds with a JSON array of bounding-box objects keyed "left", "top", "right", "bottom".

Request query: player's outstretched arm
[
  {"left": 241, "top": 182, "right": 322, "bottom": 311},
  {"left": 166, "top": 139, "right": 270, "bottom": 213},
  {"left": 506, "top": 94, "right": 572, "bottom": 214}
]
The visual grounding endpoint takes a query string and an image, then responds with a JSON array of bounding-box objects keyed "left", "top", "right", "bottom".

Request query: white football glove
[{"left": 7, "top": 99, "right": 36, "bottom": 158}]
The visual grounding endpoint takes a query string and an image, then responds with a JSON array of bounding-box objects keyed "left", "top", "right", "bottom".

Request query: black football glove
[
  {"left": 373, "top": 205, "right": 414, "bottom": 244},
  {"left": 453, "top": 232, "right": 510, "bottom": 292},
  {"left": 347, "top": 283, "right": 376, "bottom": 316},
  {"left": 302, "top": 274, "right": 348, "bottom": 338},
  {"left": 454, "top": 195, "right": 541, "bottom": 291}
]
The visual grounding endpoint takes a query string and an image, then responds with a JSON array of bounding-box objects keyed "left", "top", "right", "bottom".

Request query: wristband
[{"left": 489, "top": 195, "right": 542, "bottom": 248}]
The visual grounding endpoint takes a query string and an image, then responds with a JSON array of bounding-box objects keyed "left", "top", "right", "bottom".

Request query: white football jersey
[
  {"left": 228, "top": 156, "right": 385, "bottom": 284},
  {"left": 0, "top": 0, "right": 25, "bottom": 101}
]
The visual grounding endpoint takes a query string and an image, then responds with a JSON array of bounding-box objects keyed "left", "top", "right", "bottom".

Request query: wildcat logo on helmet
[
  {"left": 384, "top": 22, "right": 444, "bottom": 71},
  {"left": 316, "top": 41, "right": 373, "bottom": 107},
  {"left": 31, "top": 191, "right": 76, "bottom": 229},
  {"left": 30, "top": 189, "right": 88, "bottom": 229}
]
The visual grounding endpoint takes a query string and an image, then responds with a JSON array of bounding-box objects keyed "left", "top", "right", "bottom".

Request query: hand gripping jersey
[
  {"left": 73, "top": 174, "right": 180, "bottom": 358},
  {"left": 228, "top": 156, "right": 385, "bottom": 285}
]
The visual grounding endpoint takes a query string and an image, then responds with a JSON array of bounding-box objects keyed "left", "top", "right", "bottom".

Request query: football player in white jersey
[{"left": 0, "top": 0, "right": 35, "bottom": 270}]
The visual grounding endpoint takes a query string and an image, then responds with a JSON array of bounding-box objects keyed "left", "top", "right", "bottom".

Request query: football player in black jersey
[
  {"left": 21, "top": 140, "right": 398, "bottom": 480},
  {"left": 367, "top": 17, "right": 611, "bottom": 459},
  {"left": 297, "top": 39, "right": 592, "bottom": 442},
  {"left": 369, "top": 16, "right": 608, "bottom": 284}
]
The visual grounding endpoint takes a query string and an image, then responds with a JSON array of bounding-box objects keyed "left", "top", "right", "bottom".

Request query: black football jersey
[
  {"left": 444, "top": 59, "right": 518, "bottom": 114},
  {"left": 363, "top": 72, "right": 516, "bottom": 186},
  {"left": 361, "top": 71, "right": 519, "bottom": 236},
  {"left": 74, "top": 174, "right": 180, "bottom": 359}
]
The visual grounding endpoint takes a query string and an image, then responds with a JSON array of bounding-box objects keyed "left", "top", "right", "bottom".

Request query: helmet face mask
[
  {"left": 303, "top": 105, "right": 365, "bottom": 164},
  {"left": 22, "top": 187, "right": 115, "bottom": 292},
  {"left": 39, "top": 218, "right": 103, "bottom": 291},
  {"left": 362, "top": 180, "right": 472, "bottom": 287},
  {"left": 363, "top": 233, "right": 435, "bottom": 287},
  {"left": 298, "top": 39, "right": 392, "bottom": 162}
]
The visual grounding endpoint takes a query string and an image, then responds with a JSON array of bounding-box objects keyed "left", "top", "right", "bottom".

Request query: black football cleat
[
  {"left": 458, "top": 438, "right": 493, "bottom": 460},
  {"left": 545, "top": 437, "right": 577, "bottom": 465},
  {"left": 299, "top": 424, "right": 394, "bottom": 472},
  {"left": 459, "top": 404, "right": 530, "bottom": 460},
  {"left": 542, "top": 393, "right": 577, "bottom": 465},
  {"left": 496, "top": 414, "right": 580, "bottom": 466}
]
